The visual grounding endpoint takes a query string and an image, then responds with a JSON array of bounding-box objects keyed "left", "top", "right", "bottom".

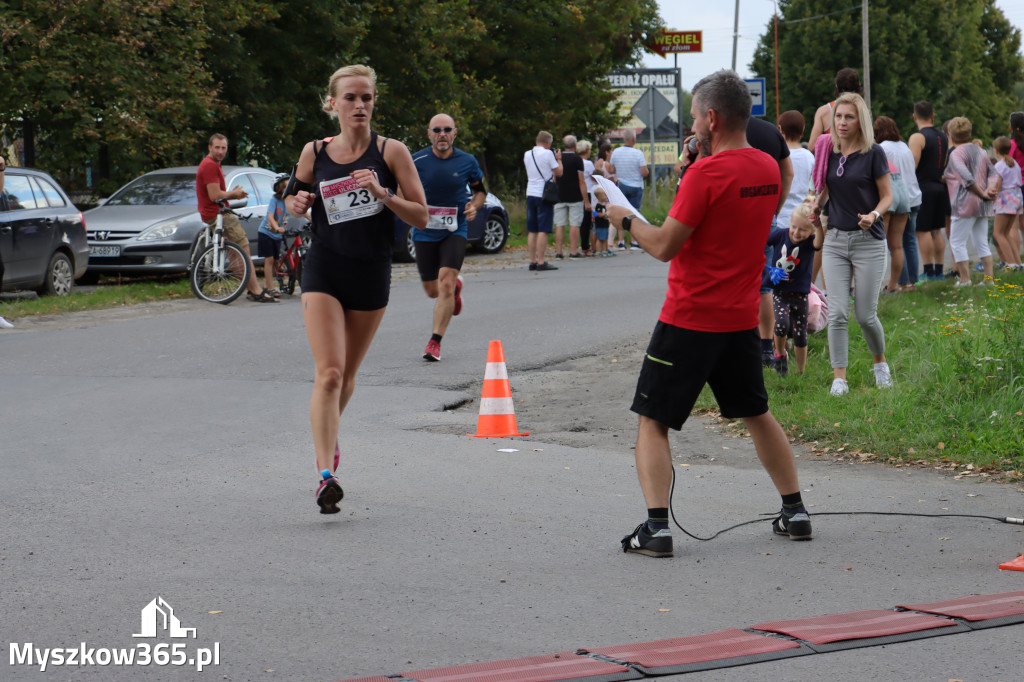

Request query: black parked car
[
  {"left": 0, "top": 167, "right": 89, "bottom": 296},
  {"left": 392, "top": 192, "right": 509, "bottom": 262}
]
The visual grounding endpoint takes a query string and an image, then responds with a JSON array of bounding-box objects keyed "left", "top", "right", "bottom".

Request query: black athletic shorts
[
  {"left": 630, "top": 321, "right": 769, "bottom": 430},
  {"left": 300, "top": 243, "right": 391, "bottom": 311},
  {"left": 415, "top": 235, "right": 467, "bottom": 282}
]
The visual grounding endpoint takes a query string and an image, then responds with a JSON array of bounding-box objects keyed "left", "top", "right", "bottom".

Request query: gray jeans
[{"left": 821, "top": 229, "right": 887, "bottom": 369}]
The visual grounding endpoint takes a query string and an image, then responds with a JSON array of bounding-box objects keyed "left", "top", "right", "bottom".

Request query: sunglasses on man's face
[{"left": 430, "top": 127, "right": 454, "bottom": 134}]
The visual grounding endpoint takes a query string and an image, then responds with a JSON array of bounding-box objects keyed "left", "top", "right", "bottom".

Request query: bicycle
[
  {"left": 274, "top": 222, "right": 313, "bottom": 296},
  {"left": 189, "top": 204, "right": 253, "bottom": 304}
]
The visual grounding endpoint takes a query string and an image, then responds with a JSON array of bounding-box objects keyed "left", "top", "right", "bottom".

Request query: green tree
[
  {"left": 0, "top": 0, "right": 239, "bottom": 193},
  {"left": 470, "top": 0, "right": 663, "bottom": 179},
  {"left": 203, "top": 0, "right": 368, "bottom": 171},
  {"left": 1, "top": 0, "right": 662, "bottom": 196},
  {"left": 750, "top": 0, "right": 1023, "bottom": 142}
]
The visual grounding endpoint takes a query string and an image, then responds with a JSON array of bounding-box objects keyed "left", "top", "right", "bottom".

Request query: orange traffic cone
[
  {"left": 467, "top": 340, "right": 529, "bottom": 438},
  {"left": 999, "top": 553, "right": 1024, "bottom": 571}
]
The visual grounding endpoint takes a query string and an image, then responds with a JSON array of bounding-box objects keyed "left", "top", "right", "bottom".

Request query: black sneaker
[
  {"left": 621, "top": 522, "right": 673, "bottom": 557},
  {"left": 772, "top": 511, "right": 812, "bottom": 540},
  {"left": 762, "top": 348, "right": 775, "bottom": 368},
  {"left": 536, "top": 262, "right": 559, "bottom": 271},
  {"left": 529, "top": 263, "right": 537, "bottom": 271},
  {"left": 316, "top": 472, "right": 344, "bottom": 514},
  {"left": 774, "top": 353, "right": 788, "bottom": 377}
]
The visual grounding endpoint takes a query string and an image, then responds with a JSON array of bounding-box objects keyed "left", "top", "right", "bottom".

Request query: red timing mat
[
  {"left": 401, "top": 652, "right": 639, "bottom": 682},
  {"left": 751, "top": 609, "right": 957, "bottom": 645}
]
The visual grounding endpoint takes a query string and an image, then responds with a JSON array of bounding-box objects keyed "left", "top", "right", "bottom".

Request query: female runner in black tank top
[{"left": 286, "top": 65, "right": 427, "bottom": 514}]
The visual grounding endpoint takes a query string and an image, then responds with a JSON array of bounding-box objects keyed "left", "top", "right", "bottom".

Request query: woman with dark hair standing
[
  {"left": 811, "top": 92, "right": 893, "bottom": 396},
  {"left": 874, "top": 116, "right": 921, "bottom": 292},
  {"left": 286, "top": 65, "right": 428, "bottom": 514}
]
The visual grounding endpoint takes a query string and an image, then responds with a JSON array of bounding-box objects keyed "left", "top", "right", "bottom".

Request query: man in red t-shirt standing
[
  {"left": 607, "top": 70, "right": 812, "bottom": 558},
  {"left": 196, "top": 133, "right": 274, "bottom": 302}
]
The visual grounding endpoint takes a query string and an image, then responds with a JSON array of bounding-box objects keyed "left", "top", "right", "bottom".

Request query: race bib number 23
[{"left": 320, "top": 172, "right": 384, "bottom": 225}]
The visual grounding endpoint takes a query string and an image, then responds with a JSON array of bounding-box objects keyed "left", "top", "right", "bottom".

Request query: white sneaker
[
  {"left": 872, "top": 362, "right": 893, "bottom": 388},
  {"left": 954, "top": 280, "right": 972, "bottom": 288},
  {"left": 0, "top": 316, "right": 13, "bottom": 329},
  {"left": 830, "top": 378, "right": 849, "bottom": 396}
]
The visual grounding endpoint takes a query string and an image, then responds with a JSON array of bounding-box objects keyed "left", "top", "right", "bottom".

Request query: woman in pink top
[
  {"left": 992, "top": 136, "right": 1023, "bottom": 269},
  {"left": 943, "top": 117, "right": 999, "bottom": 286},
  {"left": 1009, "top": 113, "right": 1024, "bottom": 255}
]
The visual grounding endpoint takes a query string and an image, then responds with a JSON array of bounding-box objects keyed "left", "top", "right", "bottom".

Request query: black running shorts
[
  {"left": 300, "top": 244, "right": 391, "bottom": 311},
  {"left": 630, "top": 321, "right": 769, "bottom": 430},
  {"left": 415, "top": 235, "right": 467, "bottom": 282}
]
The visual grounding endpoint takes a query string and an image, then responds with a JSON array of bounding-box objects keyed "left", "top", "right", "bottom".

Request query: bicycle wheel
[
  {"left": 190, "top": 242, "right": 250, "bottom": 304},
  {"left": 275, "top": 259, "right": 289, "bottom": 293}
]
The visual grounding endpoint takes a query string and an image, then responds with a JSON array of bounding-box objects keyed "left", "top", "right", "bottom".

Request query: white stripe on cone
[
  {"left": 479, "top": 397, "right": 516, "bottom": 415},
  {"left": 484, "top": 362, "right": 509, "bottom": 380}
]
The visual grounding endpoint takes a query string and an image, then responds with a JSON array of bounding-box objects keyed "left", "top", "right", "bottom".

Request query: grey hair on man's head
[
  {"left": 692, "top": 69, "right": 751, "bottom": 131},
  {"left": 562, "top": 135, "right": 577, "bottom": 149},
  {"left": 621, "top": 128, "right": 636, "bottom": 143}
]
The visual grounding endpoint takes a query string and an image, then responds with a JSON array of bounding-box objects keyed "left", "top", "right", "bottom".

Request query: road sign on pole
[{"left": 745, "top": 78, "right": 766, "bottom": 118}]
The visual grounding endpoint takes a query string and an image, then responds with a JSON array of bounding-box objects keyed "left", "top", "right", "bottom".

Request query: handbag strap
[{"left": 531, "top": 149, "right": 553, "bottom": 182}]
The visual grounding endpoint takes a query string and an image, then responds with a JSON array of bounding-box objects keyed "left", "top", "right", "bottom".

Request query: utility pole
[
  {"left": 862, "top": 0, "right": 871, "bottom": 110},
  {"left": 732, "top": 0, "right": 740, "bottom": 71}
]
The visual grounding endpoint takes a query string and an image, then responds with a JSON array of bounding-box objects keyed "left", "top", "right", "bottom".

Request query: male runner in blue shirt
[{"left": 412, "top": 113, "right": 486, "bottom": 361}]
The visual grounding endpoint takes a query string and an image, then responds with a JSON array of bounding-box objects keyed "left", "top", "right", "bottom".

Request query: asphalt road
[{"left": 1, "top": 251, "right": 1022, "bottom": 682}]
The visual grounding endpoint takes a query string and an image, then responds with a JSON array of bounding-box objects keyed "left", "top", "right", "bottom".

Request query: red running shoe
[
  {"left": 423, "top": 338, "right": 441, "bottom": 362},
  {"left": 316, "top": 470, "right": 344, "bottom": 514},
  {"left": 453, "top": 275, "right": 464, "bottom": 316}
]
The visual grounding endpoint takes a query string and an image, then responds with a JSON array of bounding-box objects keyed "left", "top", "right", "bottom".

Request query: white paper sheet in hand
[{"left": 592, "top": 175, "right": 647, "bottom": 222}]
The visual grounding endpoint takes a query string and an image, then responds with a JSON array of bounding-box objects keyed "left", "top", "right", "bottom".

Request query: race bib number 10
[
  {"left": 427, "top": 206, "right": 459, "bottom": 231},
  {"left": 320, "top": 172, "right": 384, "bottom": 225}
]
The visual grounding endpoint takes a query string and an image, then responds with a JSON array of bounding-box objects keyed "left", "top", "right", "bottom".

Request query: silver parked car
[{"left": 82, "top": 166, "right": 277, "bottom": 277}]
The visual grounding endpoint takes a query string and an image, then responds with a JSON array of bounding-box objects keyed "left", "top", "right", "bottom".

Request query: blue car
[{"left": 392, "top": 192, "right": 509, "bottom": 262}]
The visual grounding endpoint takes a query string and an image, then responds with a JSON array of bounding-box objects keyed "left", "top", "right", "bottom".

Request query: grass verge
[
  {"left": 1, "top": 276, "right": 192, "bottom": 318},
  {"left": 698, "top": 272, "right": 1024, "bottom": 478}
]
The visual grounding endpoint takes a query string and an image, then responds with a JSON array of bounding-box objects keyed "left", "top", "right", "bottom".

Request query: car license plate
[{"left": 90, "top": 245, "right": 121, "bottom": 257}]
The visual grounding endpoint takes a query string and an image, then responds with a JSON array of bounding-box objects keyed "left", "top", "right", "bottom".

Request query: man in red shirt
[
  {"left": 607, "top": 70, "right": 812, "bottom": 558},
  {"left": 196, "top": 134, "right": 274, "bottom": 302}
]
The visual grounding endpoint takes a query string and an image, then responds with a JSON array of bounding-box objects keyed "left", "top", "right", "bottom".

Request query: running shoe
[
  {"left": 316, "top": 471, "right": 344, "bottom": 514},
  {"left": 453, "top": 275, "right": 464, "bottom": 316},
  {"left": 620, "top": 522, "right": 673, "bottom": 557},
  {"left": 424, "top": 338, "right": 441, "bottom": 361},
  {"left": 762, "top": 348, "right": 775, "bottom": 368},
  {"left": 774, "top": 353, "right": 789, "bottom": 377},
  {"left": 872, "top": 362, "right": 893, "bottom": 388},
  {"left": 830, "top": 378, "right": 849, "bottom": 396},
  {"left": 617, "top": 241, "right": 626, "bottom": 249},
  {"left": 535, "top": 262, "right": 558, "bottom": 271},
  {"left": 772, "top": 511, "right": 813, "bottom": 540},
  {"left": 0, "top": 316, "right": 13, "bottom": 329}
]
